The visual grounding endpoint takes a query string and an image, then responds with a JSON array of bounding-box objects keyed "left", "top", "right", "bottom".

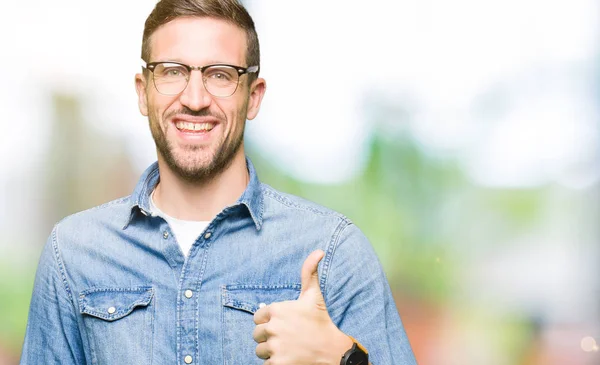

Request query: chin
[
  {"left": 177, "top": 158, "right": 215, "bottom": 173},
  {"left": 171, "top": 164, "right": 215, "bottom": 183}
]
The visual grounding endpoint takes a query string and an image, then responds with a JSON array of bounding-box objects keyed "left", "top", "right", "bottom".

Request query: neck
[{"left": 153, "top": 150, "right": 249, "bottom": 221}]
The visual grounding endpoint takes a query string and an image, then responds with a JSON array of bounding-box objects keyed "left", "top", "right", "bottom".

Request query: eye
[
  {"left": 205, "top": 66, "right": 237, "bottom": 82},
  {"left": 155, "top": 63, "right": 188, "bottom": 78},
  {"left": 208, "top": 71, "right": 233, "bottom": 81}
]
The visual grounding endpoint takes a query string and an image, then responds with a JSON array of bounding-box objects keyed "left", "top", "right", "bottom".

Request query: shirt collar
[
  {"left": 125, "top": 157, "right": 263, "bottom": 230},
  {"left": 238, "top": 157, "right": 264, "bottom": 230}
]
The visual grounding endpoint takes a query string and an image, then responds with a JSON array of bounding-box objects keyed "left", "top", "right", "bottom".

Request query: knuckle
[
  {"left": 263, "top": 322, "right": 274, "bottom": 336},
  {"left": 268, "top": 302, "right": 282, "bottom": 315}
]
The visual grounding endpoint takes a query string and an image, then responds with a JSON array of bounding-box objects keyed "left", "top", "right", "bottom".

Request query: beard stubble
[{"left": 148, "top": 105, "right": 246, "bottom": 184}]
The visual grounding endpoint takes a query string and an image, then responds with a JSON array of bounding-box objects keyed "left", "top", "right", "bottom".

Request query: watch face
[{"left": 346, "top": 350, "right": 369, "bottom": 365}]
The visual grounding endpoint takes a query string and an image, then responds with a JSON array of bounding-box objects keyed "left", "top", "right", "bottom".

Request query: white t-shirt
[{"left": 149, "top": 192, "right": 210, "bottom": 257}]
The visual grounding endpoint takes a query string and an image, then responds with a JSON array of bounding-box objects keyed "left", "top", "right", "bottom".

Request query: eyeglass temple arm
[
  {"left": 246, "top": 65, "right": 259, "bottom": 74},
  {"left": 141, "top": 60, "right": 156, "bottom": 71}
]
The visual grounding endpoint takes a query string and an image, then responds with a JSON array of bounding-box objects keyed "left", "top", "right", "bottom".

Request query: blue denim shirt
[{"left": 21, "top": 158, "right": 416, "bottom": 365}]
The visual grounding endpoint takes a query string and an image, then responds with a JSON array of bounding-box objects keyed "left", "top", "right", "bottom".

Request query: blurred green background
[{"left": 1, "top": 1, "right": 599, "bottom": 364}]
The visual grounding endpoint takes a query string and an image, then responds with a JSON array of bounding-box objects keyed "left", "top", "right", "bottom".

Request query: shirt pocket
[
  {"left": 221, "top": 284, "right": 301, "bottom": 365},
  {"left": 79, "top": 286, "right": 154, "bottom": 365}
]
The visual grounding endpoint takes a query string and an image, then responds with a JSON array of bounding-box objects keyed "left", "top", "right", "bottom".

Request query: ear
[
  {"left": 135, "top": 73, "right": 149, "bottom": 116},
  {"left": 246, "top": 77, "right": 266, "bottom": 120}
]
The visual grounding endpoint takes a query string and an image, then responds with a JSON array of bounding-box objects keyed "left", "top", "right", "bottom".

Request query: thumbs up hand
[{"left": 253, "top": 250, "right": 353, "bottom": 364}]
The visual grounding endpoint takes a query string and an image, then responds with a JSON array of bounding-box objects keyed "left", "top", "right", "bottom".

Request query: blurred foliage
[
  {"left": 250, "top": 131, "right": 547, "bottom": 304},
  {"left": 0, "top": 258, "right": 35, "bottom": 354},
  {"left": 250, "top": 135, "right": 462, "bottom": 302}
]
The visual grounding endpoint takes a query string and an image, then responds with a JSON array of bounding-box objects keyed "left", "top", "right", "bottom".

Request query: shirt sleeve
[
  {"left": 323, "top": 221, "right": 417, "bottom": 365},
  {"left": 20, "top": 226, "right": 86, "bottom": 364}
]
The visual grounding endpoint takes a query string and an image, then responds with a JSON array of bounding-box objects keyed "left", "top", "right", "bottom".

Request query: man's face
[{"left": 135, "top": 17, "right": 265, "bottom": 182}]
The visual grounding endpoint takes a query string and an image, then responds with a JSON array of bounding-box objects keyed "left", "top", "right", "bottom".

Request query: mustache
[{"left": 165, "top": 107, "right": 222, "bottom": 120}]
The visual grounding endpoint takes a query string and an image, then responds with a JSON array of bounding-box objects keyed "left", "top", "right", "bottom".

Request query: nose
[{"left": 179, "top": 71, "right": 212, "bottom": 111}]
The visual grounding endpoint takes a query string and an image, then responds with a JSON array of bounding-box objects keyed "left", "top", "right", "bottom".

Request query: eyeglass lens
[{"left": 152, "top": 63, "right": 240, "bottom": 97}]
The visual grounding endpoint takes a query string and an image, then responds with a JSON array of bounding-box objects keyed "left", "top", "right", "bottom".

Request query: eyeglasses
[{"left": 142, "top": 60, "right": 259, "bottom": 98}]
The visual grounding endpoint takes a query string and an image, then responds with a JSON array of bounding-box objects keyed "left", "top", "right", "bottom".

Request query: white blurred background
[{"left": 0, "top": 1, "right": 598, "bottom": 364}]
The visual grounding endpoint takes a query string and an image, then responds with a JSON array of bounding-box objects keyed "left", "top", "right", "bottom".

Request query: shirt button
[
  {"left": 184, "top": 290, "right": 193, "bottom": 299},
  {"left": 163, "top": 231, "right": 169, "bottom": 239},
  {"left": 184, "top": 355, "right": 193, "bottom": 364},
  {"left": 204, "top": 232, "right": 212, "bottom": 239},
  {"left": 107, "top": 306, "right": 116, "bottom": 314},
  {"left": 259, "top": 303, "right": 266, "bottom": 309}
]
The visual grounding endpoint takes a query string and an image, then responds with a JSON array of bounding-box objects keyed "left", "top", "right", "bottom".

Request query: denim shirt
[{"left": 21, "top": 158, "right": 416, "bottom": 365}]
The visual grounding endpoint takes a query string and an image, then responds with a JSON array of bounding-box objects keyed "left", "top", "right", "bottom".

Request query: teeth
[{"left": 175, "top": 121, "right": 215, "bottom": 132}]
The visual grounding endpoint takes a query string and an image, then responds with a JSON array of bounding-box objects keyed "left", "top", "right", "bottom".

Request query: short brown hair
[{"left": 141, "top": 0, "right": 260, "bottom": 82}]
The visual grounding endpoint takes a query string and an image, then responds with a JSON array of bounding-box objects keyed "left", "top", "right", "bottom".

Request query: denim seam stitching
[
  {"left": 221, "top": 285, "right": 302, "bottom": 312},
  {"left": 78, "top": 288, "right": 154, "bottom": 320},
  {"left": 55, "top": 196, "right": 132, "bottom": 231},
  {"left": 321, "top": 219, "right": 352, "bottom": 299},
  {"left": 51, "top": 224, "right": 75, "bottom": 304},
  {"left": 194, "top": 247, "right": 210, "bottom": 365},
  {"left": 221, "top": 286, "right": 226, "bottom": 365},
  {"left": 262, "top": 185, "right": 343, "bottom": 217},
  {"left": 86, "top": 196, "right": 131, "bottom": 212},
  {"left": 51, "top": 224, "right": 90, "bottom": 362},
  {"left": 148, "top": 296, "right": 155, "bottom": 365},
  {"left": 223, "top": 284, "right": 302, "bottom": 290},
  {"left": 79, "top": 286, "right": 153, "bottom": 294}
]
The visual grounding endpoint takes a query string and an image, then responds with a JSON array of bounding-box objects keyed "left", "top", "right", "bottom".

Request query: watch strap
[
  {"left": 340, "top": 336, "right": 369, "bottom": 365},
  {"left": 348, "top": 336, "right": 368, "bottom": 355}
]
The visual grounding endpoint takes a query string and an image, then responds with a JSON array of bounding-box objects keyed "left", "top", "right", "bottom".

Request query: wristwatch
[{"left": 340, "top": 336, "right": 369, "bottom": 365}]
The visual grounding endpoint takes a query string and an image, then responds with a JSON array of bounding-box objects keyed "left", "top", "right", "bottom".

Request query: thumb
[{"left": 300, "top": 250, "right": 325, "bottom": 300}]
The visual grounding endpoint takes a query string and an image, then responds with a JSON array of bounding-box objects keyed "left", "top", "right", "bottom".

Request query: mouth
[
  {"left": 171, "top": 115, "right": 219, "bottom": 135},
  {"left": 174, "top": 121, "right": 216, "bottom": 133}
]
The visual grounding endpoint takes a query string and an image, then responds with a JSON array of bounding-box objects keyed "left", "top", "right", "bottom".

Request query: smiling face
[{"left": 135, "top": 16, "right": 266, "bottom": 183}]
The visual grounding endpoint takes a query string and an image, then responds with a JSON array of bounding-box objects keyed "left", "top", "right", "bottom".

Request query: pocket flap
[
  {"left": 79, "top": 286, "right": 154, "bottom": 321},
  {"left": 221, "top": 284, "right": 301, "bottom": 314}
]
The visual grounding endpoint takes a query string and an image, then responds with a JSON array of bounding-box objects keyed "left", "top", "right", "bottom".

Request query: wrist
[{"left": 329, "top": 328, "right": 354, "bottom": 365}]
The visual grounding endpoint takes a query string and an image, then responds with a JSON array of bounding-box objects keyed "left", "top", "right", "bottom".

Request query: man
[{"left": 21, "top": 0, "right": 417, "bottom": 364}]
